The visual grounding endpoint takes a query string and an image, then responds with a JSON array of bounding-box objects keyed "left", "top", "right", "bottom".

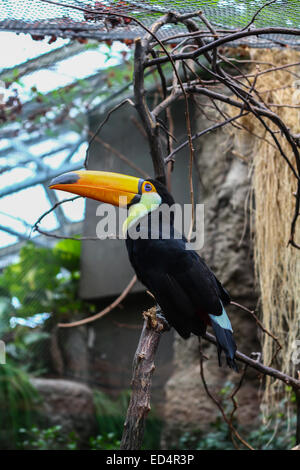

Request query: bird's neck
[{"left": 123, "top": 192, "right": 162, "bottom": 234}]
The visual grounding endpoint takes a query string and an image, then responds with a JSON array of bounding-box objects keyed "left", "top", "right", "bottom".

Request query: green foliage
[
  {"left": 0, "top": 240, "right": 95, "bottom": 321},
  {"left": 93, "top": 389, "right": 162, "bottom": 450},
  {"left": 17, "top": 425, "right": 120, "bottom": 450},
  {"left": 6, "top": 328, "right": 50, "bottom": 374},
  {"left": 0, "top": 240, "right": 96, "bottom": 374},
  {"left": 0, "top": 296, "right": 14, "bottom": 336},
  {"left": 0, "top": 362, "right": 39, "bottom": 447},
  {"left": 178, "top": 420, "right": 234, "bottom": 450},
  {"left": 89, "top": 432, "right": 120, "bottom": 450},
  {"left": 178, "top": 411, "right": 296, "bottom": 450},
  {"left": 93, "top": 389, "right": 130, "bottom": 436},
  {"left": 14, "top": 387, "right": 164, "bottom": 450},
  {"left": 17, "top": 425, "right": 78, "bottom": 450},
  {"left": 176, "top": 394, "right": 297, "bottom": 451}
]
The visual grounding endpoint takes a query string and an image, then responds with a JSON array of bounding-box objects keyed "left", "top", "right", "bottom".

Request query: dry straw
[{"left": 226, "top": 48, "right": 300, "bottom": 413}]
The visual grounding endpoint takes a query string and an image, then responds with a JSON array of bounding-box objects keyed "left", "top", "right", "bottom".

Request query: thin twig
[
  {"left": 84, "top": 98, "right": 134, "bottom": 168},
  {"left": 145, "top": 28, "right": 300, "bottom": 68},
  {"left": 33, "top": 195, "right": 81, "bottom": 229},
  {"left": 33, "top": 226, "right": 102, "bottom": 241},
  {"left": 32, "top": 194, "right": 119, "bottom": 242},
  {"left": 165, "top": 112, "right": 246, "bottom": 163},
  {"left": 69, "top": 115, "right": 149, "bottom": 178},
  {"left": 229, "top": 363, "right": 249, "bottom": 448},
  {"left": 198, "top": 337, "right": 255, "bottom": 450},
  {"left": 58, "top": 275, "right": 137, "bottom": 327},
  {"left": 203, "top": 332, "right": 300, "bottom": 390},
  {"left": 241, "top": 0, "right": 278, "bottom": 31},
  {"left": 230, "top": 301, "right": 282, "bottom": 366}
]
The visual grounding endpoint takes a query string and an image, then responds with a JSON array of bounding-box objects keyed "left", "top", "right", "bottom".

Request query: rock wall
[
  {"left": 31, "top": 378, "right": 98, "bottom": 445},
  {"left": 161, "top": 104, "right": 261, "bottom": 448}
]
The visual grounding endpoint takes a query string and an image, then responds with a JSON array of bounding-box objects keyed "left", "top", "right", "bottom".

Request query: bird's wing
[
  {"left": 195, "top": 254, "right": 231, "bottom": 305},
  {"left": 128, "top": 238, "right": 225, "bottom": 323},
  {"left": 143, "top": 268, "right": 204, "bottom": 338},
  {"left": 167, "top": 248, "right": 224, "bottom": 316}
]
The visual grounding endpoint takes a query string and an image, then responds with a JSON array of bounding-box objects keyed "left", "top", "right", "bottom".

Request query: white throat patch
[{"left": 123, "top": 192, "right": 162, "bottom": 234}]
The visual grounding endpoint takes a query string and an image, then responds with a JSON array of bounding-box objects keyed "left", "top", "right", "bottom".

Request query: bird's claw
[{"left": 155, "top": 305, "right": 171, "bottom": 331}]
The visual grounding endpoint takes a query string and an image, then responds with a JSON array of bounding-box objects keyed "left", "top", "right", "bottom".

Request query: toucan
[{"left": 49, "top": 170, "right": 238, "bottom": 371}]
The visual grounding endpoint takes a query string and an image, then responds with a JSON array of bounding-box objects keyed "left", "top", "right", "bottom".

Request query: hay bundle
[{"left": 227, "top": 48, "right": 300, "bottom": 411}]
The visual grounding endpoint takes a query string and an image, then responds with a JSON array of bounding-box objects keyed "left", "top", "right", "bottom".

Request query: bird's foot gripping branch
[{"left": 143, "top": 306, "right": 171, "bottom": 332}]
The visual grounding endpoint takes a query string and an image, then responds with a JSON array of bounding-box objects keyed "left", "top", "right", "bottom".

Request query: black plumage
[{"left": 125, "top": 179, "right": 238, "bottom": 371}]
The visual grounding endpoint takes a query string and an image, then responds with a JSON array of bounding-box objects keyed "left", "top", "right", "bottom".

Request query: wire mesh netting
[{"left": 0, "top": 1, "right": 300, "bottom": 48}]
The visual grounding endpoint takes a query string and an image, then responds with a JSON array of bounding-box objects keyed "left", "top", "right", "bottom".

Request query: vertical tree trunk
[{"left": 120, "top": 307, "right": 169, "bottom": 450}]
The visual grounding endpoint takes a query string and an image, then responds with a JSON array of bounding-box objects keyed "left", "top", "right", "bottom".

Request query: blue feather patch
[{"left": 209, "top": 303, "right": 233, "bottom": 332}]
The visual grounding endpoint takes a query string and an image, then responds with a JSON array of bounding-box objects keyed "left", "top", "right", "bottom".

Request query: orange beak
[{"left": 49, "top": 170, "right": 144, "bottom": 207}]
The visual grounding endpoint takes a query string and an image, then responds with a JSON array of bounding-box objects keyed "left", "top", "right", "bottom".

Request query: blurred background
[{"left": 0, "top": 0, "right": 299, "bottom": 450}]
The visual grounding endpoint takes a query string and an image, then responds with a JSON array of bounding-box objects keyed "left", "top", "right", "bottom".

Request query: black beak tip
[{"left": 49, "top": 172, "right": 80, "bottom": 188}]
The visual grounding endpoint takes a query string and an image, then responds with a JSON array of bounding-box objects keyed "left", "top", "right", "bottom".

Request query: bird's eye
[{"left": 144, "top": 183, "right": 152, "bottom": 192}]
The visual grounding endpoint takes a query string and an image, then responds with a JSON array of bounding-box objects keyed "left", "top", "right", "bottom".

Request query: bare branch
[
  {"left": 165, "top": 111, "right": 246, "bottom": 163},
  {"left": 230, "top": 301, "right": 282, "bottom": 365},
  {"left": 198, "top": 337, "right": 254, "bottom": 450},
  {"left": 33, "top": 195, "right": 81, "bottom": 230},
  {"left": 241, "top": 0, "right": 278, "bottom": 31},
  {"left": 32, "top": 194, "right": 120, "bottom": 242},
  {"left": 203, "top": 332, "right": 300, "bottom": 390},
  {"left": 145, "top": 28, "right": 300, "bottom": 68},
  {"left": 58, "top": 275, "right": 137, "bottom": 328},
  {"left": 120, "top": 307, "right": 170, "bottom": 450},
  {"left": 84, "top": 98, "right": 134, "bottom": 168}
]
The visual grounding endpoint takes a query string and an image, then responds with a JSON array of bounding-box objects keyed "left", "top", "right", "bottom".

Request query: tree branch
[
  {"left": 165, "top": 111, "right": 246, "bottom": 163},
  {"left": 203, "top": 332, "right": 300, "bottom": 390},
  {"left": 198, "top": 338, "right": 254, "bottom": 450},
  {"left": 145, "top": 27, "right": 300, "bottom": 68},
  {"left": 119, "top": 322, "right": 300, "bottom": 450},
  {"left": 58, "top": 275, "right": 137, "bottom": 328},
  {"left": 120, "top": 307, "right": 170, "bottom": 450},
  {"left": 134, "top": 37, "right": 166, "bottom": 182}
]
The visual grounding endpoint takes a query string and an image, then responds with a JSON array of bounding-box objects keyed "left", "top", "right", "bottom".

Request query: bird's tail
[{"left": 209, "top": 304, "right": 238, "bottom": 372}]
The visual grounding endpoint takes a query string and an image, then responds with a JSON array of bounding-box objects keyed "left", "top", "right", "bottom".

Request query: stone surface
[
  {"left": 161, "top": 102, "right": 261, "bottom": 448},
  {"left": 30, "top": 378, "right": 98, "bottom": 443}
]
